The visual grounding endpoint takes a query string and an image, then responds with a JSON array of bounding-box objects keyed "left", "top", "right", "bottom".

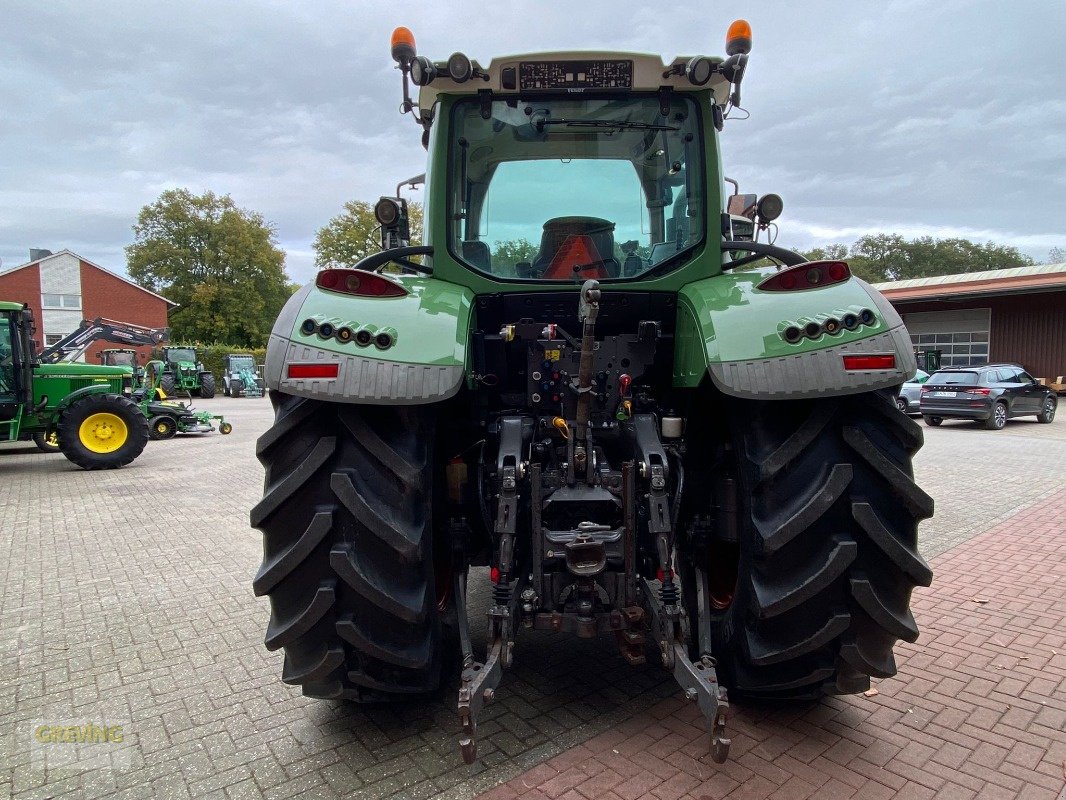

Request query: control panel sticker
[{"left": 519, "top": 60, "right": 633, "bottom": 90}]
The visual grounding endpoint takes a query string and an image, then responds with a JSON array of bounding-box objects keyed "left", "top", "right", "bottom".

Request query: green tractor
[
  {"left": 251, "top": 23, "right": 933, "bottom": 763},
  {"left": 222, "top": 353, "right": 265, "bottom": 398},
  {"left": 0, "top": 302, "right": 149, "bottom": 469},
  {"left": 158, "top": 346, "right": 215, "bottom": 398},
  {"left": 136, "top": 360, "right": 232, "bottom": 439},
  {"left": 99, "top": 348, "right": 145, "bottom": 383}
]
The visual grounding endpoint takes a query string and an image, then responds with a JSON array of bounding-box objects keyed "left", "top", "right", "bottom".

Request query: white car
[{"left": 896, "top": 368, "right": 930, "bottom": 413}]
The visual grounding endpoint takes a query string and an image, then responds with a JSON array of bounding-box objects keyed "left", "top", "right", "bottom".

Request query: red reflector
[
  {"left": 316, "top": 268, "right": 407, "bottom": 297},
  {"left": 489, "top": 567, "right": 500, "bottom": 583},
  {"left": 842, "top": 354, "right": 896, "bottom": 371},
  {"left": 287, "top": 363, "right": 339, "bottom": 379},
  {"left": 758, "top": 260, "right": 851, "bottom": 292}
]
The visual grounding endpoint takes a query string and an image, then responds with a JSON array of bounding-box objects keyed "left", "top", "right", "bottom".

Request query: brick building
[
  {"left": 874, "top": 263, "right": 1066, "bottom": 380},
  {"left": 0, "top": 249, "right": 176, "bottom": 363}
]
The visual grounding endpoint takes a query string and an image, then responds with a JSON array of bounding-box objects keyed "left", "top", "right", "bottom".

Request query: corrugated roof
[{"left": 873, "top": 263, "right": 1066, "bottom": 291}]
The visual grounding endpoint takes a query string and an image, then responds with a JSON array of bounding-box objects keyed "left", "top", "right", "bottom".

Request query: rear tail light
[
  {"left": 287, "top": 363, "right": 339, "bottom": 379},
  {"left": 317, "top": 269, "right": 407, "bottom": 297},
  {"left": 842, "top": 354, "right": 896, "bottom": 371},
  {"left": 757, "top": 260, "right": 851, "bottom": 292},
  {"left": 966, "top": 387, "right": 991, "bottom": 396}
]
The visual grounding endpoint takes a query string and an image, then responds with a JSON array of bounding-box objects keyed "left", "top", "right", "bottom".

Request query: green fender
[
  {"left": 674, "top": 270, "right": 915, "bottom": 399},
  {"left": 265, "top": 277, "right": 474, "bottom": 404}
]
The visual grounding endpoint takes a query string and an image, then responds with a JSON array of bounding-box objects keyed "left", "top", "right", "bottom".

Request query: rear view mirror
[{"left": 727, "top": 193, "right": 757, "bottom": 220}]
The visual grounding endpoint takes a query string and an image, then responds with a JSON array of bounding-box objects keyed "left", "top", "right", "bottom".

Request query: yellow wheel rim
[
  {"left": 156, "top": 421, "right": 169, "bottom": 434},
  {"left": 46, "top": 432, "right": 59, "bottom": 447},
  {"left": 78, "top": 412, "right": 129, "bottom": 454}
]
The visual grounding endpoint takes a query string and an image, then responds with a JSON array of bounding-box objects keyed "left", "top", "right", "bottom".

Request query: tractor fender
[
  {"left": 44, "top": 384, "right": 122, "bottom": 427},
  {"left": 264, "top": 278, "right": 474, "bottom": 404},
  {"left": 53, "top": 384, "right": 121, "bottom": 412},
  {"left": 676, "top": 271, "right": 915, "bottom": 399}
]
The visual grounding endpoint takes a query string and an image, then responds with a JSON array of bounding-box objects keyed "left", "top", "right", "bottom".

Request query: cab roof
[{"left": 416, "top": 51, "right": 731, "bottom": 117}]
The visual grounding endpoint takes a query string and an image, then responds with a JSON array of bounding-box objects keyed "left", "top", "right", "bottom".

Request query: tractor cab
[{"left": 0, "top": 303, "right": 36, "bottom": 426}]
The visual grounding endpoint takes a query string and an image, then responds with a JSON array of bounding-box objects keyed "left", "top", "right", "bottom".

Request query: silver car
[{"left": 897, "top": 369, "right": 930, "bottom": 413}]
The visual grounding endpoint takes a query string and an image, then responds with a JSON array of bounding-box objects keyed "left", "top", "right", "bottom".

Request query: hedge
[{"left": 151, "top": 342, "right": 267, "bottom": 383}]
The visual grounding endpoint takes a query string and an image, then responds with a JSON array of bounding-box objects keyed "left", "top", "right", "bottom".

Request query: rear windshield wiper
[{"left": 536, "top": 118, "right": 678, "bottom": 132}]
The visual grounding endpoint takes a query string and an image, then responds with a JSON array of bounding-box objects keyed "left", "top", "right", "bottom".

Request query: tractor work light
[
  {"left": 757, "top": 261, "right": 851, "bottom": 292},
  {"left": 316, "top": 268, "right": 408, "bottom": 298},
  {"left": 374, "top": 197, "right": 402, "bottom": 226},
  {"left": 410, "top": 55, "right": 436, "bottom": 86},
  {"left": 287, "top": 363, "right": 339, "bottom": 379},
  {"left": 447, "top": 52, "right": 472, "bottom": 83},
  {"left": 686, "top": 56, "right": 713, "bottom": 86},
  {"left": 842, "top": 354, "right": 896, "bottom": 371},
  {"left": 726, "top": 19, "right": 752, "bottom": 55},
  {"left": 756, "top": 193, "right": 783, "bottom": 223},
  {"left": 391, "top": 26, "right": 416, "bottom": 64}
]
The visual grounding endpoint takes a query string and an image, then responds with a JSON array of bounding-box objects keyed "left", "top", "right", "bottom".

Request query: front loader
[{"left": 251, "top": 21, "right": 933, "bottom": 764}]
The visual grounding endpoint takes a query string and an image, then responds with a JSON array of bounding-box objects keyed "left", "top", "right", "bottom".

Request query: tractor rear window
[
  {"left": 448, "top": 95, "right": 704, "bottom": 281},
  {"left": 167, "top": 349, "right": 196, "bottom": 363}
]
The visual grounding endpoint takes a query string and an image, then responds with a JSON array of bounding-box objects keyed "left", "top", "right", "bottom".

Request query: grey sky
[{"left": 2, "top": 0, "right": 1063, "bottom": 284}]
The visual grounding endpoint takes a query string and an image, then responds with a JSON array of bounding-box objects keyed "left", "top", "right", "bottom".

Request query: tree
[
  {"left": 126, "top": 189, "right": 290, "bottom": 347},
  {"left": 1047, "top": 247, "right": 1066, "bottom": 264},
  {"left": 314, "top": 200, "right": 424, "bottom": 268},
  {"left": 490, "top": 238, "right": 538, "bottom": 274},
  {"left": 803, "top": 235, "right": 1033, "bottom": 283}
]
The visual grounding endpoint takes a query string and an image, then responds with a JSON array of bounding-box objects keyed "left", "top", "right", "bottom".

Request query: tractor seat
[
  {"left": 532, "top": 217, "right": 620, "bottom": 278},
  {"left": 462, "top": 240, "right": 492, "bottom": 271}
]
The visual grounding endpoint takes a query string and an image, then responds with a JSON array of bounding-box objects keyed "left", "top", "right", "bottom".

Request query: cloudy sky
[{"left": 2, "top": 0, "right": 1063, "bottom": 284}]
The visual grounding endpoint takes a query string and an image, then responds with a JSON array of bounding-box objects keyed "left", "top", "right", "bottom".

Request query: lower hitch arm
[
  {"left": 642, "top": 578, "right": 732, "bottom": 762},
  {"left": 455, "top": 571, "right": 510, "bottom": 764}
]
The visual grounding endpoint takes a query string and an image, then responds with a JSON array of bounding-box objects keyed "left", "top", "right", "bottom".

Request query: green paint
[{"left": 285, "top": 278, "right": 473, "bottom": 367}]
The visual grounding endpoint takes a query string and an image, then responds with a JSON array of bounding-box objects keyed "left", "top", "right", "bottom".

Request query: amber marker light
[
  {"left": 391, "top": 26, "right": 416, "bottom": 64},
  {"left": 726, "top": 19, "right": 752, "bottom": 55}
]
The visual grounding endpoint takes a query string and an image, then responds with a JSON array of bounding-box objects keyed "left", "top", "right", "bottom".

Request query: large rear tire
[
  {"left": 58, "top": 394, "right": 149, "bottom": 470},
  {"left": 250, "top": 391, "right": 443, "bottom": 701},
  {"left": 199, "top": 373, "right": 216, "bottom": 399},
  {"left": 160, "top": 373, "right": 176, "bottom": 396},
  {"left": 692, "top": 389, "right": 933, "bottom": 699}
]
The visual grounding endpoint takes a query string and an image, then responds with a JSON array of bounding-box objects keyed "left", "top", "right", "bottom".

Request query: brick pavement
[
  {"left": 475, "top": 486, "right": 1066, "bottom": 800},
  {"left": 0, "top": 402, "right": 1063, "bottom": 799}
]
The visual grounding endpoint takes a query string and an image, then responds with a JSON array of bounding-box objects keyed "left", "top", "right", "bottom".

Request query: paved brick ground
[
  {"left": 0, "top": 401, "right": 1063, "bottom": 799},
  {"left": 476, "top": 487, "right": 1066, "bottom": 800}
]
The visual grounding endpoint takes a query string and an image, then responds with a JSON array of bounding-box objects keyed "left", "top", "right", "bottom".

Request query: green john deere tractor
[
  {"left": 158, "top": 346, "right": 215, "bottom": 398},
  {"left": 251, "top": 22, "right": 933, "bottom": 764},
  {"left": 0, "top": 302, "right": 149, "bottom": 469}
]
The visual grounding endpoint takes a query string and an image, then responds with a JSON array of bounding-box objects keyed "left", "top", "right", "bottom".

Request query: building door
[{"left": 902, "top": 309, "right": 991, "bottom": 369}]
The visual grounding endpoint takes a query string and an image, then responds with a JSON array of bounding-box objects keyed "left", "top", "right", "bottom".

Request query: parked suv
[{"left": 920, "top": 364, "right": 1058, "bottom": 430}]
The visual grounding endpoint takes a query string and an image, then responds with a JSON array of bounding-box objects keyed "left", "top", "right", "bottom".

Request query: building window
[
  {"left": 42, "top": 293, "right": 81, "bottom": 309},
  {"left": 44, "top": 334, "right": 64, "bottom": 346}
]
